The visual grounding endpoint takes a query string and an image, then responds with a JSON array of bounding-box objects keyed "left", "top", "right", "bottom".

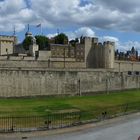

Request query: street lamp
[{"left": 64, "top": 46, "right": 65, "bottom": 68}]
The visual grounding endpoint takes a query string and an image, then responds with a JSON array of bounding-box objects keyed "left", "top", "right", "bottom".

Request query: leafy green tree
[
  {"left": 35, "top": 35, "right": 49, "bottom": 50},
  {"left": 54, "top": 33, "right": 68, "bottom": 44},
  {"left": 22, "top": 36, "right": 32, "bottom": 50}
]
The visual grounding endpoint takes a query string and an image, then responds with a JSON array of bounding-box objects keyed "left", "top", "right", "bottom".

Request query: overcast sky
[{"left": 0, "top": 0, "right": 140, "bottom": 52}]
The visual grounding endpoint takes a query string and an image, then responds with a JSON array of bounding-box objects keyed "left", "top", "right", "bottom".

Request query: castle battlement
[
  {"left": 103, "top": 41, "right": 115, "bottom": 46},
  {"left": 0, "top": 34, "right": 116, "bottom": 69},
  {"left": 0, "top": 35, "right": 16, "bottom": 42},
  {"left": 81, "top": 36, "right": 115, "bottom": 69},
  {"left": 0, "top": 35, "right": 18, "bottom": 56}
]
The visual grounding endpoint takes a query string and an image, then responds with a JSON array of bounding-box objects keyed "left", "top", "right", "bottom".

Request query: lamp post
[
  {"left": 119, "top": 62, "right": 120, "bottom": 73},
  {"left": 78, "top": 79, "right": 81, "bottom": 96},
  {"left": 131, "top": 63, "right": 133, "bottom": 72},
  {"left": 48, "top": 58, "right": 50, "bottom": 68},
  {"left": 64, "top": 46, "right": 65, "bottom": 68}
]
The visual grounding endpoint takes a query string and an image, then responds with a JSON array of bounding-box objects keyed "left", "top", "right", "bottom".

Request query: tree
[
  {"left": 35, "top": 35, "right": 49, "bottom": 50},
  {"left": 54, "top": 33, "right": 68, "bottom": 44},
  {"left": 69, "top": 38, "right": 79, "bottom": 46},
  {"left": 22, "top": 36, "right": 32, "bottom": 50}
]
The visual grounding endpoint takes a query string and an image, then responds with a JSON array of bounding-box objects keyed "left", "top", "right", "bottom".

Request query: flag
[{"left": 36, "top": 24, "right": 41, "bottom": 27}]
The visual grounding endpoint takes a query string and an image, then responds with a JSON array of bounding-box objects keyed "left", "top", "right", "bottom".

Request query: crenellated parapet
[
  {"left": 0, "top": 35, "right": 17, "bottom": 56},
  {"left": 81, "top": 36, "right": 115, "bottom": 69}
]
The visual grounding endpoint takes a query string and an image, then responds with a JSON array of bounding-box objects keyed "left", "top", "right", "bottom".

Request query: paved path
[{"left": 1, "top": 113, "right": 140, "bottom": 140}]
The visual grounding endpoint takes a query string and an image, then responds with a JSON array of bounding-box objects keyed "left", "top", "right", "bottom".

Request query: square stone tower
[
  {"left": 0, "top": 35, "right": 17, "bottom": 56},
  {"left": 81, "top": 37, "right": 98, "bottom": 68}
]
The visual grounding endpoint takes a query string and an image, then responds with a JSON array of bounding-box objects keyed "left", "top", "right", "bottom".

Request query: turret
[
  {"left": 83, "top": 37, "right": 93, "bottom": 68},
  {"left": 103, "top": 41, "right": 115, "bottom": 69}
]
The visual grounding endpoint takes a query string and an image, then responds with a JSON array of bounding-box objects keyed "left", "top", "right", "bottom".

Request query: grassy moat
[{"left": 0, "top": 90, "right": 140, "bottom": 117}]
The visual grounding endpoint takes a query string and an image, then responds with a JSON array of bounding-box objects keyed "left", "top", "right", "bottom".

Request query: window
[
  {"left": 135, "top": 71, "right": 139, "bottom": 75},
  {"left": 128, "top": 71, "right": 132, "bottom": 75}
]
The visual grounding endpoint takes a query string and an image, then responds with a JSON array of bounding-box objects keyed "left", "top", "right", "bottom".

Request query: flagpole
[
  {"left": 57, "top": 28, "right": 59, "bottom": 35},
  {"left": 41, "top": 25, "right": 43, "bottom": 35},
  {"left": 36, "top": 24, "right": 42, "bottom": 35},
  {"left": 28, "top": 24, "right": 30, "bottom": 32},
  {"left": 13, "top": 26, "right": 16, "bottom": 36}
]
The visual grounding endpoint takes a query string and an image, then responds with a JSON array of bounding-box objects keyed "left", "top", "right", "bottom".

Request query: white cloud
[
  {"left": 28, "top": 0, "right": 140, "bottom": 32},
  {"left": 47, "top": 33, "right": 57, "bottom": 38},
  {"left": 67, "top": 27, "right": 95, "bottom": 40},
  {"left": 66, "top": 27, "right": 95, "bottom": 40},
  {"left": 46, "top": 27, "right": 95, "bottom": 40},
  {"left": 98, "top": 35, "right": 140, "bottom": 54},
  {"left": 1, "top": 0, "right": 140, "bottom": 32},
  {"left": 0, "top": 0, "right": 26, "bottom": 15},
  {"left": 1, "top": 0, "right": 140, "bottom": 55},
  {"left": 102, "top": 36, "right": 119, "bottom": 43},
  {"left": 75, "top": 27, "right": 95, "bottom": 38},
  {"left": 0, "top": 0, "right": 36, "bottom": 31}
]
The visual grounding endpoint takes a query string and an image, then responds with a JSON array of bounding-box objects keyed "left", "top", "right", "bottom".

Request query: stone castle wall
[
  {"left": 0, "top": 59, "right": 139, "bottom": 72},
  {"left": 0, "top": 68, "right": 139, "bottom": 97},
  {"left": 0, "top": 59, "right": 86, "bottom": 69},
  {"left": 114, "top": 60, "right": 140, "bottom": 72}
]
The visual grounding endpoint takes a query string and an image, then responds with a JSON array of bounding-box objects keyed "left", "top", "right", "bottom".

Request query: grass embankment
[{"left": 0, "top": 90, "right": 140, "bottom": 117}]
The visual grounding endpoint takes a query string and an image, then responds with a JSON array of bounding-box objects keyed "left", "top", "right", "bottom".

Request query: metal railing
[
  {"left": 0, "top": 112, "right": 80, "bottom": 132},
  {"left": 80, "top": 102, "right": 140, "bottom": 122},
  {"left": 0, "top": 102, "right": 140, "bottom": 133}
]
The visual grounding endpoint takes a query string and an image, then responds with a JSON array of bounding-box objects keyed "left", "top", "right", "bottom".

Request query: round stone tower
[{"left": 104, "top": 41, "right": 115, "bottom": 69}]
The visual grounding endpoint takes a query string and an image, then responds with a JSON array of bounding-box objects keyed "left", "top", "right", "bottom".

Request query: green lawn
[{"left": 0, "top": 90, "right": 140, "bottom": 117}]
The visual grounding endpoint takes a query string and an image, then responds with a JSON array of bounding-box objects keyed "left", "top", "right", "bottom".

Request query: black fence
[
  {"left": 0, "top": 102, "right": 140, "bottom": 133},
  {"left": 0, "top": 112, "right": 81, "bottom": 133},
  {"left": 80, "top": 102, "right": 140, "bottom": 122}
]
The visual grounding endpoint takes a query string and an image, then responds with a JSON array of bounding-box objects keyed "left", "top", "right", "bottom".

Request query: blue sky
[{"left": 1, "top": 0, "right": 140, "bottom": 52}]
